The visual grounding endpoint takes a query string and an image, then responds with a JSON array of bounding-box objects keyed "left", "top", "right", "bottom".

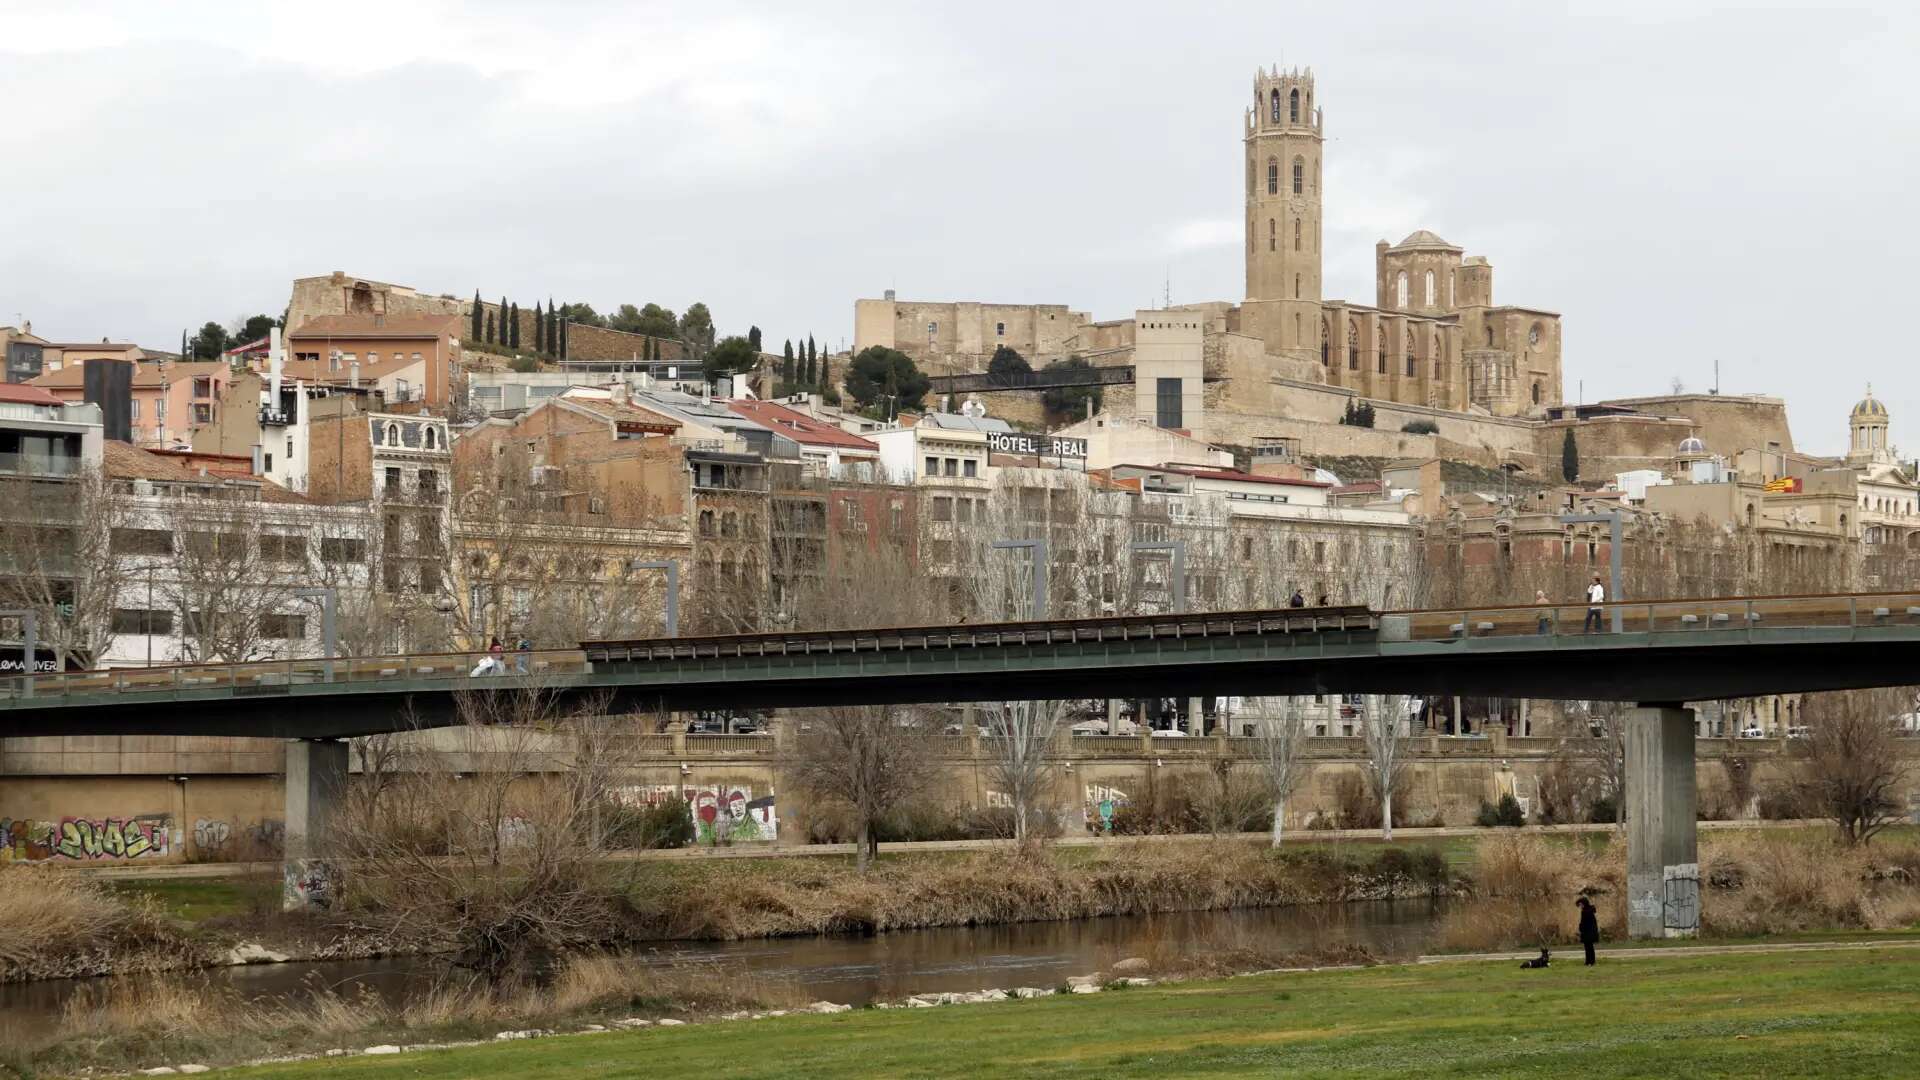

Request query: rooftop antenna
[
  {"left": 1164, "top": 264, "right": 1172, "bottom": 309},
  {"left": 1712, "top": 356, "right": 1720, "bottom": 396}
]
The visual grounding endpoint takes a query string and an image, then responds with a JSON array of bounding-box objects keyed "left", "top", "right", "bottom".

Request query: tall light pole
[
  {"left": 989, "top": 539, "right": 1048, "bottom": 620},
  {"left": 629, "top": 560, "right": 681, "bottom": 637},
  {"left": 293, "top": 588, "right": 336, "bottom": 681}
]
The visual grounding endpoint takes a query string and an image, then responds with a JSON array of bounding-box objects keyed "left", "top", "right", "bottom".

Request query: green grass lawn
[
  {"left": 107, "top": 875, "right": 281, "bottom": 922},
  {"left": 218, "top": 948, "right": 1920, "bottom": 1079}
]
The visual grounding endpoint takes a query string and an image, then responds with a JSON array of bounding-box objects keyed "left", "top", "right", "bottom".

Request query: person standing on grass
[
  {"left": 1577, "top": 896, "right": 1600, "bottom": 966},
  {"left": 1583, "top": 575, "right": 1606, "bottom": 634}
]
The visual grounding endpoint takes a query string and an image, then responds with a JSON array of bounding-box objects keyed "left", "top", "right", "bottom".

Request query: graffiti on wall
[
  {"left": 284, "top": 858, "right": 336, "bottom": 911},
  {"left": 192, "top": 818, "right": 286, "bottom": 857},
  {"left": 1, "top": 815, "right": 180, "bottom": 862},
  {"left": 616, "top": 785, "right": 777, "bottom": 842},
  {"left": 1083, "top": 784, "right": 1131, "bottom": 834}
]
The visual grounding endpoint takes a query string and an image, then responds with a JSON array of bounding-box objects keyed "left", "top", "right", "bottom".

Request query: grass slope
[{"left": 221, "top": 948, "right": 1920, "bottom": 1079}]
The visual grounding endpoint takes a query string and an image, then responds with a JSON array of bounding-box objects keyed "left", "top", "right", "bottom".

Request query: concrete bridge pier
[
  {"left": 283, "top": 738, "right": 347, "bottom": 912},
  {"left": 1625, "top": 704, "right": 1699, "bottom": 939}
]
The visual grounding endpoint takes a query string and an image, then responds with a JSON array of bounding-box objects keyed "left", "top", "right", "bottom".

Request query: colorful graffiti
[
  {"left": 617, "top": 785, "right": 777, "bottom": 843},
  {"left": 284, "top": 858, "right": 336, "bottom": 911},
  {"left": 191, "top": 818, "right": 285, "bottom": 857},
  {"left": 1, "top": 814, "right": 179, "bottom": 862},
  {"left": 1083, "top": 784, "right": 1131, "bottom": 834}
]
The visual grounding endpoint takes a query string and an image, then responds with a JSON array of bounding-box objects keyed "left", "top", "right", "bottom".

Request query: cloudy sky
[{"left": 3, "top": 1, "right": 1914, "bottom": 455}]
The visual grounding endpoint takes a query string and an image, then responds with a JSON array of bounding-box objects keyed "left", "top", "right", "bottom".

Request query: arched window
[
  {"left": 1377, "top": 332, "right": 1387, "bottom": 374},
  {"left": 1347, "top": 321, "right": 1359, "bottom": 371},
  {"left": 1434, "top": 335, "right": 1445, "bottom": 380},
  {"left": 1484, "top": 325, "right": 1494, "bottom": 347},
  {"left": 1293, "top": 274, "right": 1301, "bottom": 299},
  {"left": 1405, "top": 330, "right": 1417, "bottom": 377},
  {"left": 1424, "top": 270, "right": 1435, "bottom": 307},
  {"left": 423, "top": 427, "right": 437, "bottom": 450},
  {"left": 385, "top": 423, "right": 399, "bottom": 446},
  {"left": 1270, "top": 88, "right": 1281, "bottom": 123},
  {"left": 1320, "top": 319, "right": 1331, "bottom": 366},
  {"left": 1396, "top": 272, "right": 1408, "bottom": 309},
  {"left": 995, "top": 321, "right": 1005, "bottom": 337},
  {"left": 1292, "top": 157, "right": 1304, "bottom": 195},
  {"left": 1293, "top": 218, "right": 1301, "bottom": 250},
  {"left": 1289, "top": 88, "right": 1300, "bottom": 123},
  {"left": 1531, "top": 382, "right": 1541, "bottom": 405},
  {"left": 1268, "top": 218, "right": 1275, "bottom": 251},
  {"left": 1267, "top": 159, "right": 1278, "bottom": 195}
]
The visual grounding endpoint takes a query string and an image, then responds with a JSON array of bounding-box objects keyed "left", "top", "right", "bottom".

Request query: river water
[{"left": 1, "top": 899, "right": 1450, "bottom": 1020}]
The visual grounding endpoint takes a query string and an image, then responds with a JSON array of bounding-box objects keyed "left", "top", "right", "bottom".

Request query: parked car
[
  {"left": 1739, "top": 724, "right": 1766, "bottom": 739},
  {"left": 1786, "top": 725, "right": 1811, "bottom": 740},
  {"left": 1149, "top": 728, "right": 1187, "bottom": 737}
]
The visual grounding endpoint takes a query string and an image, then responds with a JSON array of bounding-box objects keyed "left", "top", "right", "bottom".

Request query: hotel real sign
[{"left": 987, "top": 432, "right": 1088, "bottom": 459}]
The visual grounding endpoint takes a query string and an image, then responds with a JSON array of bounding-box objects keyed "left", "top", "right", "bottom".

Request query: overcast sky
[{"left": 3, "top": 2, "right": 1914, "bottom": 455}]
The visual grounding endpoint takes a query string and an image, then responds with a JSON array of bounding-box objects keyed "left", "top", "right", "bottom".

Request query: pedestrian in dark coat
[{"left": 1577, "top": 896, "right": 1600, "bottom": 966}]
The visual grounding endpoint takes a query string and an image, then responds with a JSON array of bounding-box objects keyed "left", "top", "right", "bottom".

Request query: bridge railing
[
  {"left": 0, "top": 648, "right": 594, "bottom": 704},
  {"left": 1389, "top": 591, "right": 1920, "bottom": 643}
]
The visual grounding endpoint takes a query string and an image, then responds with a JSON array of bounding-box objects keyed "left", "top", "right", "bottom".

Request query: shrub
[
  {"left": 1757, "top": 786, "right": 1806, "bottom": 821},
  {"left": 1476, "top": 795, "right": 1525, "bottom": 828},
  {"left": 1400, "top": 420, "right": 1439, "bottom": 434},
  {"left": 1587, "top": 795, "right": 1618, "bottom": 824},
  {"left": 602, "top": 796, "right": 695, "bottom": 850}
]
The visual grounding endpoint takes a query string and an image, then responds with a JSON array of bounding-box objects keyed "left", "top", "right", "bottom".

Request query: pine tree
[
  {"left": 471, "top": 290, "right": 482, "bottom": 340},
  {"left": 1562, "top": 428, "right": 1580, "bottom": 484},
  {"left": 509, "top": 302, "right": 520, "bottom": 349},
  {"left": 485, "top": 311, "right": 495, "bottom": 344}
]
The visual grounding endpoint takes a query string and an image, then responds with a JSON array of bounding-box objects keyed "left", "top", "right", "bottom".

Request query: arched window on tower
[
  {"left": 1435, "top": 335, "right": 1445, "bottom": 380},
  {"left": 1424, "top": 270, "right": 1435, "bottom": 307},
  {"left": 1347, "top": 321, "right": 1359, "bottom": 371},
  {"left": 1268, "top": 218, "right": 1275, "bottom": 252},
  {"left": 1485, "top": 325, "right": 1494, "bottom": 347},
  {"left": 1293, "top": 274, "right": 1300, "bottom": 299},
  {"left": 1405, "top": 329, "right": 1417, "bottom": 377},
  {"left": 1396, "top": 272, "right": 1408, "bottom": 309},
  {"left": 1270, "top": 89, "right": 1281, "bottom": 123},
  {"left": 1289, "top": 88, "right": 1300, "bottom": 123},
  {"left": 1531, "top": 382, "right": 1541, "bottom": 406},
  {"left": 1377, "top": 330, "right": 1387, "bottom": 375},
  {"left": 1320, "top": 319, "right": 1331, "bottom": 366},
  {"left": 1267, "top": 159, "right": 1278, "bottom": 195},
  {"left": 1293, "top": 219, "right": 1301, "bottom": 251},
  {"left": 1292, "top": 157, "right": 1304, "bottom": 195}
]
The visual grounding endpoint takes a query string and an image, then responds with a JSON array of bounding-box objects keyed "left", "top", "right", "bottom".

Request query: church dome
[
  {"left": 1852, "top": 387, "right": 1887, "bottom": 419},
  {"left": 1678, "top": 435, "right": 1706, "bottom": 455},
  {"left": 1392, "top": 229, "right": 1461, "bottom": 252}
]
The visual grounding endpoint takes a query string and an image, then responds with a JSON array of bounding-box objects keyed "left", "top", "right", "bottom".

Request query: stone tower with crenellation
[{"left": 1240, "top": 66, "right": 1325, "bottom": 364}]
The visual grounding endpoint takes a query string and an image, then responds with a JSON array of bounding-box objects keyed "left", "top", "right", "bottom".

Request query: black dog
[{"left": 1519, "top": 947, "right": 1551, "bottom": 969}]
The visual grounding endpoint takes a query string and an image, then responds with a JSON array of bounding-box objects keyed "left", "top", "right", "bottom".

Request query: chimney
[
  {"left": 269, "top": 326, "right": 284, "bottom": 400},
  {"left": 349, "top": 361, "right": 360, "bottom": 388}
]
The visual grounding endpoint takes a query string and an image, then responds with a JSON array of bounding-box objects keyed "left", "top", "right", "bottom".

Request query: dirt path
[{"left": 1420, "top": 938, "right": 1920, "bottom": 964}]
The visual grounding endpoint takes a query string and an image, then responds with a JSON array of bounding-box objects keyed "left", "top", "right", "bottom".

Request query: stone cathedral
[{"left": 1236, "top": 66, "right": 1563, "bottom": 417}]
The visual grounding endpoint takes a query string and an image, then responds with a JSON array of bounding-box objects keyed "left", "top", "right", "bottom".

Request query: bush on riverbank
[
  {"left": 0, "top": 866, "right": 206, "bottom": 983},
  {"left": 1437, "top": 832, "right": 1920, "bottom": 951}
]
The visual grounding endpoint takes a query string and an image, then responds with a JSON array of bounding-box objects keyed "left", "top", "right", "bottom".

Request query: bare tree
[
  {"left": 1361, "top": 693, "right": 1413, "bottom": 840},
  {"left": 0, "top": 468, "right": 125, "bottom": 670},
  {"left": 787, "top": 703, "right": 937, "bottom": 871},
  {"left": 979, "top": 698, "right": 1066, "bottom": 845},
  {"left": 156, "top": 490, "right": 304, "bottom": 662},
  {"left": 1246, "top": 696, "right": 1310, "bottom": 846},
  {"left": 1795, "top": 687, "right": 1914, "bottom": 847},
  {"left": 334, "top": 686, "right": 650, "bottom": 984}
]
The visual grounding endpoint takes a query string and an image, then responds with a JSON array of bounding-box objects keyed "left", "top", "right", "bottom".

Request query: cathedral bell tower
[{"left": 1245, "top": 67, "right": 1323, "bottom": 304}]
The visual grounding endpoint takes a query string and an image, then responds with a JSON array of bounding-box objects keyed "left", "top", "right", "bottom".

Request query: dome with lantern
[
  {"left": 1677, "top": 434, "right": 1706, "bottom": 456},
  {"left": 1851, "top": 387, "right": 1888, "bottom": 420}
]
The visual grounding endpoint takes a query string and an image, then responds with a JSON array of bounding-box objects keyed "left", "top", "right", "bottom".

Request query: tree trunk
[
  {"left": 1381, "top": 790, "right": 1394, "bottom": 842},
  {"left": 1270, "top": 797, "right": 1286, "bottom": 848},
  {"left": 1013, "top": 800, "right": 1028, "bottom": 845},
  {"left": 856, "top": 816, "right": 871, "bottom": 873}
]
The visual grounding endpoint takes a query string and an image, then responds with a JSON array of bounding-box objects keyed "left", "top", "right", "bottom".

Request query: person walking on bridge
[
  {"left": 1583, "top": 575, "right": 1606, "bottom": 634},
  {"left": 1535, "top": 589, "right": 1553, "bottom": 635},
  {"left": 1577, "top": 896, "right": 1600, "bottom": 966}
]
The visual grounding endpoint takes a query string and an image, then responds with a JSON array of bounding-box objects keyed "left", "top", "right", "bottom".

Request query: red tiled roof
[
  {"left": 1118, "top": 463, "right": 1332, "bottom": 488},
  {"left": 0, "top": 383, "right": 63, "bottom": 405},
  {"left": 726, "top": 399, "right": 878, "bottom": 452},
  {"left": 29, "top": 360, "right": 227, "bottom": 390}
]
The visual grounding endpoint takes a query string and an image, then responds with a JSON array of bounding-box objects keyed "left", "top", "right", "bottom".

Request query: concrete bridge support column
[
  {"left": 1625, "top": 705, "right": 1698, "bottom": 939},
  {"left": 283, "top": 738, "right": 348, "bottom": 913}
]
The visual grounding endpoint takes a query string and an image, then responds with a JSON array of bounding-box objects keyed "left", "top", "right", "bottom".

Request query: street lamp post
[
  {"left": 1, "top": 609, "right": 37, "bottom": 699},
  {"left": 293, "top": 588, "right": 337, "bottom": 681},
  {"left": 629, "top": 560, "right": 681, "bottom": 637},
  {"left": 988, "top": 539, "right": 1048, "bottom": 620}
]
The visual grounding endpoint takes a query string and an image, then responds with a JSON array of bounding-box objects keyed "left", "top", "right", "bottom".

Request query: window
[
  {"left": 1377, "top": 335, "right": 1387, "bottom": 375},
  {"left": 956, "top": 498, "right": 974, "bottom": 524},
  {"left": 995, "top": 321, "right": 1005, "bottom": 337},
  {"left": 962, "top": 458, "right": 978, "bottom": 478},
  {"left": 192, "top": 403, "right": 212, "bottom": 424},
  {"left": 155, "top": 398, "right": 165, "bottom": 421},
  {"left": 260, "top": 614, "right": 306, "bottom": 640},
  {"left": 1528, "top": 322, "right": 1543, "bottom": 347},
  {"left": 423, "top": 427, "right": 437, "bottom": 449},
  {"left": 130, "top": 399, "right": 141, "bottom": 421},
  {"left": 1347, "top": 322, "right": 1359, "bottom": 371},
  {"left": 1270, "top": 88, "right": 1281, "bottom": 122},
  {"left": 385, "top": 423, "right": 399, "bottom": 445},
  {"left": 1293, "top": 219, "right": 1301, "bottom": 251},
  {"left": 1267, "top": 159, "right": 1278, "bottom": 195},
  {"left": 417, "top": 469, "right": 438, "bottom": 498},
  {"left": 111, "top": 609, "right": 172, "bottom": 635},
  {"left": 111, "top": 528, "right": 173, "bottom": 556},
  {"left": 842, "top": 499, "right": 860, "bottom": 527},
  {"left": 1156, "top": 377, "right": 1183, "bottom": 429},
  {"left": 1289, "top": 88, "right": 1300, "bottom": 123},
  {"left": 1313, "top": 541, "right": 1326, "bottom": 565},
  {"left": 261, "top": 534, "right": 306, "bottom": 563},
  {"left": 1485, "top": 325, "right": 1494, "bottom": 347},
  {"left": 1268, "top": 218, "right": 1275, "bottom": 251},
  {"left": 384, "top": 466, "right": 401, "bottom": 492},
  {"left": 396, "top": 378, "right": 410, "bottom": 402},
  {"left": 944, "top": 457, "right": 959, "bottom": 477},
  {"left": 1424, "top": 270, "right": 1435, "bottom": 307},
  {"left": 1292, "top": 157, "right": 1303, "bottom": 194},
  {"left": 319, "top": 537, "right": 366, "bottom": 564},
  {"left": 891, "top": 500, "right": 904, "bottom": 531},
  {"left": 1531, "top": 382, "right": 1542, "bottom": 405},
  {"left": 926, "top": 321, "right": 938, "bottom": 337},
  {"left": 925, "top": 455, "right": 939, "bottom": 478},
  {"left": 1396, "top": 272, "right": 1408, "bottom": 309},
  {"left": 931, "top": 496, "right": 953, "bottom": 521},
  {"left": 1294, "top": 274, "right": 1301, "bottom": 299},
  {"left": 1405, "top": 330, "right": 1417, "bottom": 377}
]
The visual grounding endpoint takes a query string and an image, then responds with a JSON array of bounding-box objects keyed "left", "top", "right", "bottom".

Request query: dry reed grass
[
  {"left": 0, "top": 865, "right": 197, "bottom": 982},
  {"left": 1437, "top": 832, "right": 1920, "bottom": 952},
  {"left": 620, "top": 841, "right": 1451, "bottom": 942},
  {"left": 1125, "top": 919, "right": 1377, "bottom": 979}
]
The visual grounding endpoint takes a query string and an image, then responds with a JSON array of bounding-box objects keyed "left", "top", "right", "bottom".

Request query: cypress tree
[
  {"left": 1562, "top": 428, "right": 1580, "bottom": 484},
  {"left": 471, "top": 290, "right": 482, "bottom": 340},
  {"left": 560, "top": 315, "right": 569, "bottom": 359},
  {"left": 485, "top": 311, "right": 495, "bottom": 344},
  {"left": 509, "top": 302, "right": 520, "bottom": 349},
  {"left": 532, "top": 301, "right": 544, "bottom": 354},
  {"left": 499, "top": 295, "right": 508, "bottom": 345},
  {"left": 782, "top": 340, "right": 795, "bottom": 386},
  {"left": 748, "top": 325, "right": 763, "bottom": 352}
]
